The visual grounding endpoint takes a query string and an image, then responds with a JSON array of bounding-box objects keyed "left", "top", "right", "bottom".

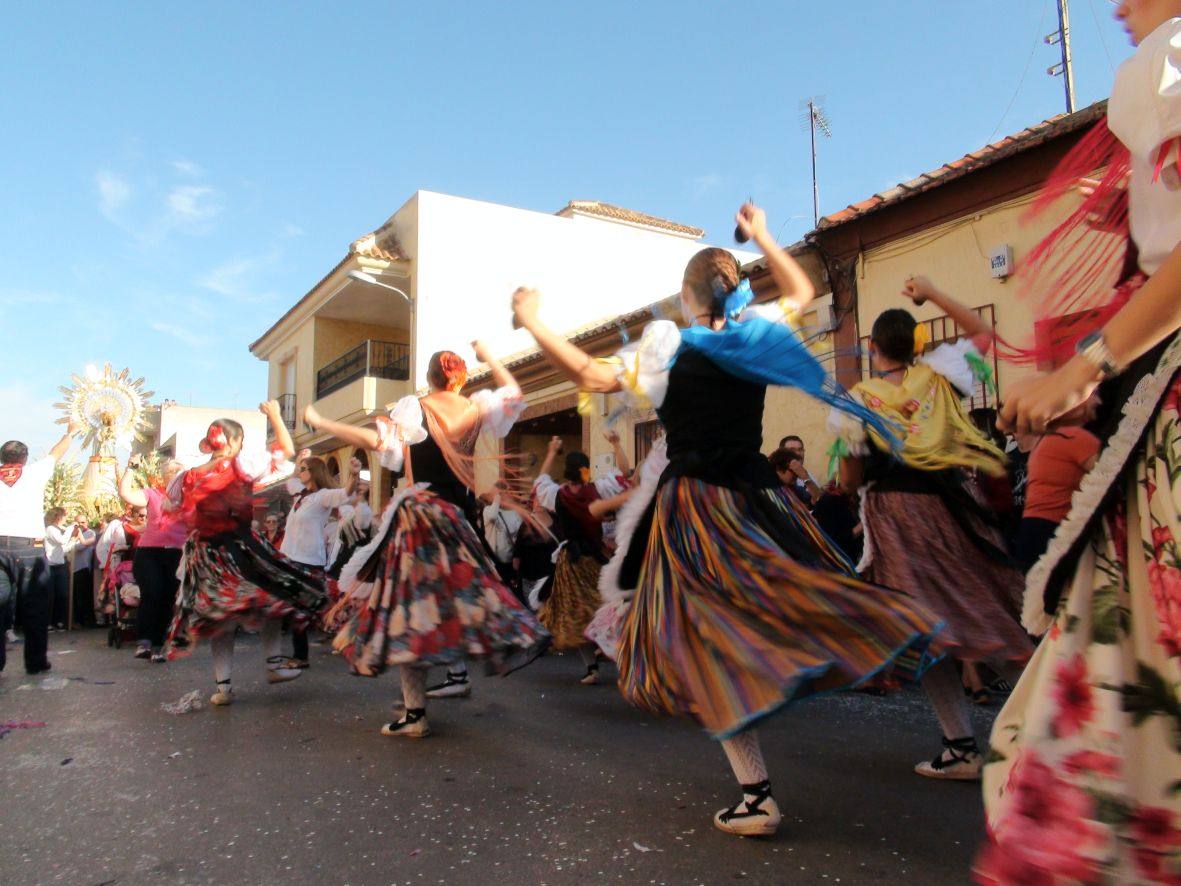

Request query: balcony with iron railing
[
  {"left": 278, "top": 393, "right": 297, "bottom": 431},
  {"left": 305, "top": 340, "right": 413, "bottom": 430},
  {"left": 316, "top": 340, "right": 410, "bottom": 400}
]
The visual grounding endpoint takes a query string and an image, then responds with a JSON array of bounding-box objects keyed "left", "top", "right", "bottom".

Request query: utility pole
[{"left": 1046, "top": 0, "right": 1076, "bottom": 114}]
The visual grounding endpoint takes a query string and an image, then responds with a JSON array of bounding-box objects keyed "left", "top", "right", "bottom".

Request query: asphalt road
[{"left": 1, "top": 631, "right": 996, "bottom": 885}]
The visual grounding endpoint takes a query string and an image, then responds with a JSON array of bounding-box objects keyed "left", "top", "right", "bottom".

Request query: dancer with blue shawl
[{"left": 512, "top": 202, "right": 943, "bottom": 838}]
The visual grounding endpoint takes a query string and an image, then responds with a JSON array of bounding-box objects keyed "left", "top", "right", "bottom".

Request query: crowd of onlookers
[{"left": 767, "top": 400, "right": 1101, "bottom": 578}]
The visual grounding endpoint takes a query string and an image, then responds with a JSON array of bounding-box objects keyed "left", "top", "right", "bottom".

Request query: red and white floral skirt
[{"left": 980, "top": 349, "right": 1181, "bottom": 884}]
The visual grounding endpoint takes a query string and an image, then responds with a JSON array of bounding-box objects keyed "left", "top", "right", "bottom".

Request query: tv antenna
[
  {"left": 1045, "top": 0, "right": 1076, "bottom": 113},
  {"left": 801, "top": 97, "right": 832, "bottom": 228}
]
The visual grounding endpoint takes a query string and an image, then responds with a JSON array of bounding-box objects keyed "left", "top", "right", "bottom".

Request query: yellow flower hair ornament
[{"left": 912, "top": 323, "right": 930, "bottom": 356}]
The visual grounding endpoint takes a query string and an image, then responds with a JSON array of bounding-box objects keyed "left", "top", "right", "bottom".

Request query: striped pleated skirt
[{"left": 615, "top": 477, "right": 943, "bottom": 739}]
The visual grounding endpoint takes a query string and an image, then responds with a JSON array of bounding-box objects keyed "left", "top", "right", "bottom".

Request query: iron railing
[
  {"left": 859, "top": 304, "right": 999, "bottom": 412},
  {"left": 316, "top": 340, "right": 410, "bottom": 399},
  {"left": 278, "top": 393, "right": 297, "bottom": 431}
]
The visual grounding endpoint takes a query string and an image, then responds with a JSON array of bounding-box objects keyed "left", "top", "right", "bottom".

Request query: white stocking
[
  {"left": 261, "top": 620, "right": 284, "bottom": 666},
  {"left": 721, "top": 730, "right": 768, "bottom": 787},
  {"left": 920, "top": 659, "right": 973, "bottom": 740},
  {"left": 211, "top": 631, "right": 234, "bottom": 685},
  {"left": 401, "top": 666, "right": 426, "bottom": 711}
]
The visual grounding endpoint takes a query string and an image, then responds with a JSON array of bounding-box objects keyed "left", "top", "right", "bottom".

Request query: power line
[
  {"left": 988, "top": 0, "right": 1051, "bottom": 144},
  {"left": 1087, "top": 0, "right": 1117, "bottom": 73}
]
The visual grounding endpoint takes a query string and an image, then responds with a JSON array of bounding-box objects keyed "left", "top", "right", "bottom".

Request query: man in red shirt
[{"left": 1014, "top": 399, "right": 1102, "bottom": 571}]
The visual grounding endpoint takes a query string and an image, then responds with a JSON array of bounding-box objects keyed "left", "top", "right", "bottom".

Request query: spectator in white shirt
[
  {"left": 482, "top": 482, "right": 524, "bottom": 594},
  {"left": 280, "top": 452, "right": 356, "bottom": 667},
  {"left": 327, "top": 464, "right": 373, "bottom": 579},
  {"left": 0, "top": 421, "right": 80, "bottom": 674},
  {"left": 45, "top": 507, "right": 82, "bottom": 630}
]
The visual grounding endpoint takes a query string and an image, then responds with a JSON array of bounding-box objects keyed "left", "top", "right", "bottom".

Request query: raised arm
[
  {"left": 472, "top": 340, "right": 518, "bottom": 390},
  {"left": 49, "top": 420, "right": 82, "bottom": 463},
  {"left": 736, "top": 203, "right": 814, "bottom": 313},
  {"left": 260, "top": 400, "right": 296, "bottom": 459},
  {"left": 118, "top": 457, "right": 149, "bottom": 509},
  {"left": 537, "top": 435, "right": 563, "bottom": 480},
  {"left": 604, "top": 429, "right": 630, "bottom": 477},
  {"left": 303, "top": 405, "right": 381, "bottom": 451},
  {"left": 512, "top": 288, "right": 622, "bottom": 394},
  {"left": 588, "top": 485, "right": 635, "bottom": 519},
  {"left": 901, "top": 276, "right": 991, "bottom": 354}
]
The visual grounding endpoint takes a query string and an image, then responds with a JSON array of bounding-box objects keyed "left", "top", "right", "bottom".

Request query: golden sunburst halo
[{"left": 54, "top": 363, "right": 154, "bottom": 453}]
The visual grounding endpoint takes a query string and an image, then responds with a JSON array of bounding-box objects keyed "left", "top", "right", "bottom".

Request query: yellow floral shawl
[{"left": 852, "top": 362, "right": 1005, "bottom": 476}]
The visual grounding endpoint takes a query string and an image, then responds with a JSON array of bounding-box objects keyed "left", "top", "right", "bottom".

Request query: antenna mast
[
  {"left": 1045, "top": 0, "right": 1077, "bottom": 114},
  {"left": 802, "top": 98, "right": 832, "bottom": 228}
]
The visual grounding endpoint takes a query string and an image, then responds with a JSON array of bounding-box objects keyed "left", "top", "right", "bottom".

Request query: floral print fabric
[
  {"left": 980, "top": 372, "right": 1181, "bottom": 884},
  {"left": 333, "top": 487, "right": 548, "bottom": 675}
]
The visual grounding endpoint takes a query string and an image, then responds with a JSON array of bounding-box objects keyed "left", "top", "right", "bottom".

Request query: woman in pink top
[{"left": 118, "top": 456, "right": 187, "bottom": 663}]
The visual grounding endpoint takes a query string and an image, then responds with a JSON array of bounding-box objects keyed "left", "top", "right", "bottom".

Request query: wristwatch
[{"left": 1075, "top": 331, "right": 1120, "bottom": 380}]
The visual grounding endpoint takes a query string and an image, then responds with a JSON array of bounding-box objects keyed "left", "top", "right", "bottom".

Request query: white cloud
[
  {"left": 171, "top": 159, "right": 203, "bottom": 177},
  {"left": 0, "top": 289, "right": 60, "bottom": 308},
  {"left": 279, "top": 222, "right": 305, "bottom": 239},
  {"left": 151, "top": 321, "right": 211, "bottom": 348},
  {"left": 167, "top": 185, "right": 221, "bottom": 224},
  {"left": 197, "top": 251, "right": 280, "bottom": 303},
  {"left": 96, "top": 171, "right": 131, "bottom": 218},
  {"left": 691, "top": 173, "right": 723, "bottom": 199}
]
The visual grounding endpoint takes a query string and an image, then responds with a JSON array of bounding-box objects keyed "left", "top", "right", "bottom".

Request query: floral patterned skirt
[
  {"left": 166, "top": 530, "right": 327, "bottom": 656},
  {"left": 333, "top": 488, "right": 548, "bottom": 675},
  {"left": 980, "top": 368, "right": 1181, "bottom": 884},
  {"left": 538, "top": 548, "right": 602, "bottom": 651}
]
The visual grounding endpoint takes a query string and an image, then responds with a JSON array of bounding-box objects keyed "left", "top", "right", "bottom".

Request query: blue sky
[{"left": 0, "top": 1, "right": 1133, "bottom": 455}]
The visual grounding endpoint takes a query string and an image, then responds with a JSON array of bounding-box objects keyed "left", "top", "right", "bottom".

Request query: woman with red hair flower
[
  {"left": 304, "top": 345, "right": 547, "bottom": 738},
  {"left": 165, "top": 401, "right": 326, "bottom": 707}
]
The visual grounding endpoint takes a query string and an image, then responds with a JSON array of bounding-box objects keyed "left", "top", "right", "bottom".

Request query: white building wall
[{"left": 407, "top": 191, "right": 756, "bottom": 383}]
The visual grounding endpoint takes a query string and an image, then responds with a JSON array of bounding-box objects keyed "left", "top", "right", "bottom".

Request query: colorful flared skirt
[
  {"left": 862, "top": 488, "right": 1033, "bottom": 664},
  {"left": 539, "top": 548, "right": 602, "bottom": 650},
  {"left": 166, "top": 530, "right": 327, "bottom": 656},
  {"left": 615, "top": 477, "right": 942, "bottom": 739},
  {"left": 333, "top": 487, "right": 548, "bottom": 675},
  {"left": 980, "top": 351, "right": 1181, "bottom": 884}
]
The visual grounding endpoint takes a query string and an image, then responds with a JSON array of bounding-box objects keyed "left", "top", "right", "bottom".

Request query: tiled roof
[
  {"left": 817, "top": 100, "right": 1108, "bottom": 231},
  {"left": 556, "top": 200, "right": 704, "bottom": 238},
  {"left": 350, "top": 221, "right": 407, "bottom": 262},
  {"left": 249, "top": 224, "right": 409, "bottom": 352}
]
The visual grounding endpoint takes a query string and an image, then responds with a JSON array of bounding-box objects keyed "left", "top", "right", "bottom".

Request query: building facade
[{"left": 249, "top": 191, "right": 754, "bottom": 505}]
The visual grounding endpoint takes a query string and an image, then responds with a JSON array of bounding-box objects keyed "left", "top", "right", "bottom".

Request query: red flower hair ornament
[
  {"left": 199, "top": 424, "right": 228, "bottom": 454},
  {"left": 440, "top": 352, "right": 468, "bottom": 393}
]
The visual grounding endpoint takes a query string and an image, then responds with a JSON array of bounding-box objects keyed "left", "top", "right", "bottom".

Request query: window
[
  {"left": 634, "top": 419, "right": 663, "bottom": 465},
  {"left": 278, "top": 356, "right": 297, "bottom": 431},
  {"left": 859, "top": 303, "right": 999, "bottom": 412}
]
